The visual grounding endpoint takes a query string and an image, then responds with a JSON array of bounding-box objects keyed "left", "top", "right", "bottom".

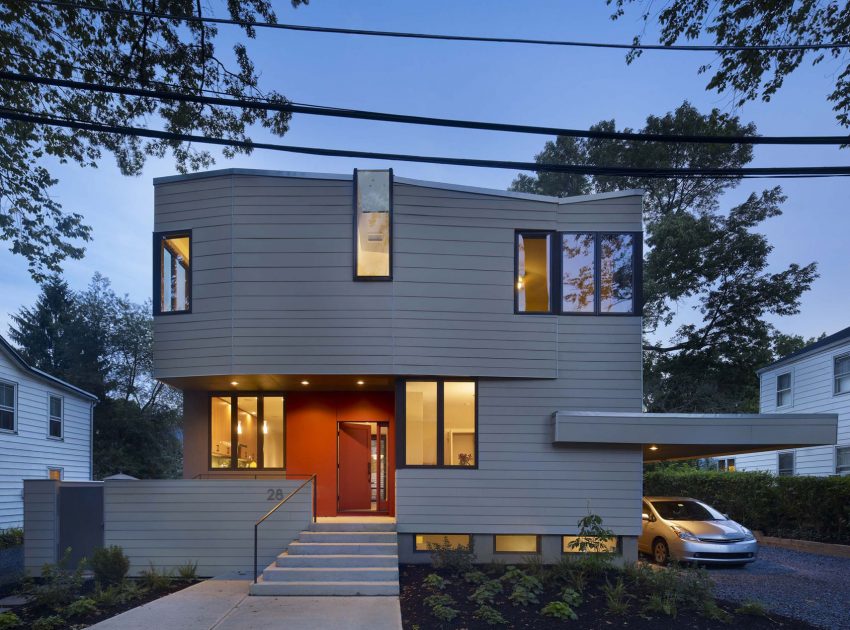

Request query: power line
[
  {"left": 31, "top": 0, "right": 850, "bottom": 53},
  {"left": 4, "top": 71, "right": 849, "bottom": 146},
  {"left": 2, "top": 108, "right": 849, "bottom": 179}
]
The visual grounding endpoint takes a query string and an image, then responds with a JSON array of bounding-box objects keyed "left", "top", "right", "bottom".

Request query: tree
[
  {"left": 8, "top": 273, "right": 183, "bottom": 478},
  {"left": 511, "top": 102, "right": 818, "bottom": 412},
  {"left": 608, "top": 0, "right": 850, "bottom": 128},
  {"left": 0, "top": 0, "right": 307, "bottom": 280}
]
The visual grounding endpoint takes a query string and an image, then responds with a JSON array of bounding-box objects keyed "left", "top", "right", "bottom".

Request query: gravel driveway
[{"left": 708, "top": 545, "right": 850, "bottom": 629}]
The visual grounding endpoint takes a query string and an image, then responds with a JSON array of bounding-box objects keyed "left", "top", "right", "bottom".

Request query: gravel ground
[{"left": 707, "top": 545, "right": 850, "bottom": 630}]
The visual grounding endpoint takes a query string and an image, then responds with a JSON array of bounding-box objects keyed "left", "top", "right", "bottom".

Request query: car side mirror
[{"left": 641, "top": 512, "right": 650, "bottom": 522}]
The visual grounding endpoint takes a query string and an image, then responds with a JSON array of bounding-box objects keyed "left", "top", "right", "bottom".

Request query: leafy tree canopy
[
  {"left": 608, "top": 0, "right": 850, "bottom": 128},
  {"left": 0, "top": 0, "right": 307, "bottom": 280},
  {"left": 511, "top": 102, "right": 818, "bottom": 412}
]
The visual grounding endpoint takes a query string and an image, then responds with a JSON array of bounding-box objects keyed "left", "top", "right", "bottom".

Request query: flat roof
[
  {"left": 152, "top": 168, "right": 644, "bottom": 205},
  {"left": 758, "top": 324, "right": 850, "bottom": 374}
]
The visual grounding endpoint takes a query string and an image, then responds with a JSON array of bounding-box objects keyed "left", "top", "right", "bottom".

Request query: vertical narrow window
[
  {"left": 516, "top": 232, "right": 552, "bottom": 313},
  {"left": 0, "top": 382, "right": 14, "bottom": 432},
  {"left": 599, "top": 233, "right": 635, "bottom": 313},
  {"left": 835, "top": 355, "right": 850, "bottom": 395},
  {"left": 405, "top": 382, "right": 438, "bottom": 465},
  {"left": 236, "top": 396, "right": 258, "bottom": 468},
  {"left": 210, "top": 396, "right": 232, "bottom": 468},
  {"left": 48, "top": 395, "right": 63, "bottom": 439},
  {"left": 443, "top": 381, "right": 476, "bottom": 466},
  {"left": 778, "top": 451, "right": 795, "bottom": 476},
  {"left": 836, "top": 447, "right": 850, "bottom": 475},
  {"left": 262, "top": 396, "right": 285, "bottom": 469},
  {"left": 776, "top": 372, "right": 792, "bottom": 407},
  {"left": 561, "top": 233, "right": 595, "bottom": 313},
  {"left": 354, "top": 169, "right": 392, "bottom": 279},
  {"left": 155, "top": 232, "right": 191, "bottom": 313}
]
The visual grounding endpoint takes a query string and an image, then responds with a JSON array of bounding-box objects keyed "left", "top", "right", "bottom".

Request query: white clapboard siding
[
  {"left": 0, "top": 347, "right": 94, "bottom": 528},
  {"left": 103, "top": 479, "right": 311, "bottom": 577},
  {"left": 736, "top": 337, "right": 850, "bottom": 476}
]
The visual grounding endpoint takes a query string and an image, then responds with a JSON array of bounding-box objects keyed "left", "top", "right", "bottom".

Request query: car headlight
[
  {"left": 670, "top": 525, "right": 700, "bottom": 542},
  {"left": 740, "top": 526, "right": 756, "bottom": 541}
]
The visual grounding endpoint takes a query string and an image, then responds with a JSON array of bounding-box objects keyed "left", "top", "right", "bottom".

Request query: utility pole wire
[
  {"left": 4, "top": 71, "right": 850, "bottom": 146},
  {"left": 2, "top": 108, "right": 849, "bottom": 178},
  {"left": 32, "top": 0, "right": 850, "bottom": 53}
]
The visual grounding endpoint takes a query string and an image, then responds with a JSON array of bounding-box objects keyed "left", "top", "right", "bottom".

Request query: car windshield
[{"left": 651, "top": 500, "right": 724, "bottom": 521}]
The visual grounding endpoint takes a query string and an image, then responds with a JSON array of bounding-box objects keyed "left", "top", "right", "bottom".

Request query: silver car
[{"left": 639, "top": 496, "right": 758, "bottom": 566}]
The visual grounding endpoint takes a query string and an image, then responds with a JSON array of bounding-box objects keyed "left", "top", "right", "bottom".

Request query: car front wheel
[{"left": 653, "top": 538, "right": 670, "bottom": 565}]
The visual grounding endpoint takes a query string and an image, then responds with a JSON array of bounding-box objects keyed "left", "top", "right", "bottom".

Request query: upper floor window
[
  {"left": 600, "top": 233, "right": 636, "bottom": 313},
  {"left": 401, "top": 379, "right": 476, "bottom": 467},
  {"left": 0, "top": 381, "right": 15, "bottom": 432},
  {"left": 778, "top": 451, "right": 795, "bottom": 476},
  {"left": 354, "top": 169, "right": 392, "bottom": 279},
  {"left": 561, "top": 233, "right": 595, "bottom": 313},
  {"left": 776, "top": 372, "right": 792, "bottom": 407},
  {"left": 836, "top": 446, "right": 850, "bottom": 476},
  {"left": 154, "top": 231, "right": 191, "bottom": 314},
  {"left": 835, "top": 354, "right": 850, "bottom": 395},
  {"left": 516, "top": 232, "right": 553, "bottom": 313},
  {"left": 48, "top": 395, "right": 63, "bottom": 439}
]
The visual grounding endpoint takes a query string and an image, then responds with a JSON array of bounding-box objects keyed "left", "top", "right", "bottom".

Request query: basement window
[
  {"left": 154, "top": 231, "right": 191, "bottom": 314},
  {"left": 494, "top": 535, "right": 539, "bottom": 554},
  {"left": 562, "top": 536, "right": 619, "bottom": 554},
  {"left": 414, "top": 534, "right": 471, "bottom": 552},
  {"left": 354, "top": 169, "right": 392, "bottom": 279}
]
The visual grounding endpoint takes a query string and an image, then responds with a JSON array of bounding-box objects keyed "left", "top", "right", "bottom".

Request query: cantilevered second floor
[{"left": 152, "top": 168, "right": 644, "bottom": 385}]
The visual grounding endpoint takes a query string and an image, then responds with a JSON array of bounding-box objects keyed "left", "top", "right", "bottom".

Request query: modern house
[
  {"left": 736, "top": 326, "right": 850, "bottom": 476},
  {"left": 147, "top": 166, "right": 836, "bottom": 590},
  {"left": 0, "top": 335, "right": 97, "bottom": 528}
]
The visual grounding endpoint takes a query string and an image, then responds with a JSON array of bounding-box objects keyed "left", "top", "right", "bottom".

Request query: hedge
[{"left": 643, "top": 469, "right": 850, "bottom": 545}]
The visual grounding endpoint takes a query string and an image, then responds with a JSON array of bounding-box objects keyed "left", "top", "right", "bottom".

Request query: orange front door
[{"left": 338, "top": 423, "right": 372, "bottom": 511}]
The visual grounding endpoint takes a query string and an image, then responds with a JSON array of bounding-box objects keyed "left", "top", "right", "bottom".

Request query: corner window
[
  {"left": 210, "top": 395, "right": 285, "bottom": 470},
  {"left": 414, "top": 534, "right": 471, "bottom": 552},
  {"left": 354, "top": 169, "right": 392, "bottom": 279},
  {"left": 154, "top": 231, "right": 191, "bottom": 314},
  {"left": 837, "top": 447, "right": 850, "bottom": 475},
  {"left": 0, "top": 381, "right": 14, "bottom": 432},
  {"left": 48, "top": 395, "right": 63, "bottom": 439},
  {"left": 401, "top": 380, "right": 476, "bottom": 467},
  {"left": 561, "top": 233, "right": 595, "bottom": 313},
  {"left": 494, "top": 535, "right": 539, "bottom": 554},
  {"left": 835, "top": 355, "right": 850, "bottom": 395},
  {"left": 778, "top": 451, "right": 795, "bottom": 476},
  {"left": 776, "top": 372, "right": 792, "bottom": 407},
  {"left": 599, "top": 233, "right": 635, "bottom": 313},
  {"left": 516, "top": 232, "right": 553, "bottom": 313}
]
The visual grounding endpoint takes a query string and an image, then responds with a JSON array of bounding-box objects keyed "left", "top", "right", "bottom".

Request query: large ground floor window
[{"left": 210, "top": 394, "right": 285, "bottom": 470}]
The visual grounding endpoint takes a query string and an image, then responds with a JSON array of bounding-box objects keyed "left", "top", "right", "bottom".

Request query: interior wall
[{"left": 286, "top": 391, "right": 395, "bottom": 516}]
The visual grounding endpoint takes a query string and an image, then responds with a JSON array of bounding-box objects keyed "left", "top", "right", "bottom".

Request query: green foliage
[
  {"left": 603, "top": 577, "right": 632, "bottom": 616},
  {"left": 568, "top": 512, "right": 616, "bottom": 555},
  {"left": 540, "top": 599, "right": 578, "bottom": 621},
  {"left": 0, "top": 612, "right": 21, "bottom": 630},
  {"left": 95, "top": 581, "right": 142, "bottom": 608},
  {"left": 90, "top": 545, "right": 130, "bottom": 587},
  {"left": 463, "top": 569, "right": 487, "bottom": 585},
  {"left": 502, "top": 567, "right": 543, "bottom": 607},
  {"left": 736, "top": 600, "right": 769, "bottom": 617},
  {"left": 644, "top": 468, "right": 850, "bottom": 544},
  {"left": 423, "top": 593, "right": 458, "bottom": 622},
  {"left": 175, "top": 560, "right": 199, "bottom": 581},
  {"left": 428, "top": 536, "right": 475, "bottom": 576},
  {"left": 511, "top": 102, "right": 817, "bottom": 414},
  {"left": 473, "top": 604, "right": 508, "bottom": 626},
  {"left": 31, "top": 616, "right": 65, "bottom": 630},
  {"left": 0, "top": 528, "right": 23, "bottom": 550},
  {"left": 25, "top": 549, "right": 85, "bottom": 611},
  {"left": 643, "top": 592, "right": 678, "bottom": 618},
  {"left": 423, "top": 573, "right": 448, "bottom": 591},
  {"left": 469, "top": 579, "right": 503, "bottom": 606},
  {"left": 65, "top": 597, "right": 98, "bottom": 618},
  {"left": 138, "top": 563, "right": 173, "bottom": 592}
]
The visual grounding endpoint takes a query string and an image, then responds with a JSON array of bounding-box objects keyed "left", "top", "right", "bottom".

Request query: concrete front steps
[{"left": 249, "top": 520, "right": 399, "bottom": 596}]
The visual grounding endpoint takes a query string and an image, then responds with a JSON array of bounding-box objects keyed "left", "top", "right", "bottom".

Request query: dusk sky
[{"left": 1, "top": 0, "right": 847, "bottom": 341}]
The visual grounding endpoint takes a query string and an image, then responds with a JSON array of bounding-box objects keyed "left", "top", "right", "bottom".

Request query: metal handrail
[{"left": 253, "top": 473, "right": 317, "bottom": 583}]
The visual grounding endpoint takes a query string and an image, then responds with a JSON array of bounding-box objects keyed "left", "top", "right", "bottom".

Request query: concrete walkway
[{"left": 88, "top": 575, "right": 403, "bottom": 630}]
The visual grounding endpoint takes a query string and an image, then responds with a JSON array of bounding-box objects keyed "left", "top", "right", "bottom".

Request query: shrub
[
  {"left": 65, "top": 597, "right": 98, "bottom": 618},
  {"left": 32, "top": 616, "right": 64, "bottom": 630},
  {"left": 0, "top": 612, "right": 21, "bottom": 630},
  {"left": 423, "top": 593, "right": 458, "bottom": 622},
  {"left": 138, "top": 563, "right": 173, "bottom": 591},
  {"left": 95, "top": 581, "right": 142, "bottom": 608},
  {"left": 428, "top": 536, "right": 475, "bottom": 576},
  {"left": 473, "top": 604, "right": 507, "bottom": 626},
  {"left": 541, "top": 600, "right": 578, "bottom": 621},
  {"left": 603, "top": 577, "right": 632, "bottom": 616},
  {"left": 560, "top": 587, "right": 582, "bottom": 608},
  {"left": 0, "top": 528, "right": 23, "bottom": 550},
  {"left": 90, "top": 545, "right": 130, "bottom": 587},
  {"left": 423, "top": 573, "right": 448, "bottom": 591},
  {"left": 502, "top": 567, "right": 543, "bottom": 607},
  {"left": 469, "top": 579, "right": 502, "bottom": 606},
  {"left": 176, "top": 560, "right": 199, "bottom": 581},
  {"left": 26, "top": 549, "right": 85, "bottom": 611},
  {"left": 463, "top": 569, "right": 487, "bottom": 585}
]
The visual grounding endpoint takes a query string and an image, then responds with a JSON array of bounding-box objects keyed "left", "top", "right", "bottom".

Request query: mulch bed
[{"left": 399, "top": 564, "right": 815, "bottom": 629}]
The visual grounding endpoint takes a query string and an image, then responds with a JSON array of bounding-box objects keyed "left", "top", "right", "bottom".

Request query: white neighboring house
[
  {"left": 736, "top": 325, "right": 850, "bottom": 477},
  {"left": 0, "top": 335, "right": 97, "bottom": 528}
]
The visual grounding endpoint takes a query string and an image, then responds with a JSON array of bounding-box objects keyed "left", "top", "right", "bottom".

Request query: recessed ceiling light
[
  {"left": 230, "top": 381, "right": 239, "bottom": 386},
  {"left": 649, "top": 445, "right": 659, "bottom": 451},
  {"left": 356, "top": 380, "right": 365, "bottom": 386},
  {"left": 301, "top": 380, "right": 310, "bottom": 386}
]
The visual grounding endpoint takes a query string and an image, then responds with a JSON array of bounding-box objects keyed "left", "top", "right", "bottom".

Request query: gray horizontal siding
[{"left": 23, "top": 480, "right": 58, "bottom": 574}]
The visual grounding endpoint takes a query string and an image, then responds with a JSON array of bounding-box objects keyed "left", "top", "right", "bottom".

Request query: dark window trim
[
  {"left": 353, "top": 168, "right": 394, "bottom": 282},
  {"left": 153, "top": 230, "right": 192, "bottom": 315},
  {"left": 561, "top": 535, "right": 621, "bottom": 555},
  {"left": 412, "top": 533, "right": 473, "bottom": 553},
  {"left": 514, "top": 230, "right": 557, "bottom": 315},
  {"left": 493, "top": 534, "right": 541, "bottom": 555},
  {"left": 834, "top": 353, "right": 850, "bottom": 396},
  {"left": 47, "top": 394, "right": 63, "bottom": 440},
  {"left": 776, "top": 371, "right": 792, "bottom": 407},
  {"left": 0, "top": 379, "right": 17, "bottom": 434},
  {"left": 396, "top": 378, "right": 479, "bottom": 469},
  {"left": 560, "top": 231, "right": 597, "bottom": 317},
  {"left": 208, "top": 392, "right": 287, "bottom": 471}
]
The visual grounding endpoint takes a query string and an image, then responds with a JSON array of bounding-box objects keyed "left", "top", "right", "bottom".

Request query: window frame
[
  {"left": 396, "top": 378, "right": 479, "bottom": 469},
  {"left": 836, "top": 446, "right": 850, "bottom": 476},
  {"left": 353, "top": 168, "right": 394, "bottom": 282},
  {"left": 562, "top": 535, "right": 620, "bottom": 555},
  {"left": 153, "top": 229, "right": 192, "bottom": 316},
  {"left": 776, "top": 371, "right": 793, "bottom": 408},
  {"left": 834, "top": 353, "right": 850, "bottom": 396},
  {"left": 514, "top": 230, "right": 557, "bottom": 315},
  {"left": 413, "top": 533, "right": 472, "bottom": 553},
  {"left": 47, "top": 467, "right": 63, "bottom": 481},
  {"left": 717, "top": 457, "right": 736, "bottom": 472},
  {"left": 208, "top": 392, "right": 286, "bottom": 471},
  {"left": 0, "top": 379, "right": 17, "bottom": 434},
  {"left": 777, "top": 451, "right": 795, "bottom": 477},
  {"left": 493, "top": 534, "right": 541, "bottom": 555},
  {"left": 47, "top": 394, "right": 63, "bottom": 440}
]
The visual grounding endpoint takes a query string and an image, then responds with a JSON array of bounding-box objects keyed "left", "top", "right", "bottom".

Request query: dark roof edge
[
  {"left": 757, "top": 324, "right": 850, "bottom": 374},
  {"left": 0, "top": 336, "right": 98, "bottom": 401}
]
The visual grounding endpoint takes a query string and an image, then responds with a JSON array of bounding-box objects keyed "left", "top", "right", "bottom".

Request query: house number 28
[{"left": 267, "top": 488, "right": 285, "bottom": 501}]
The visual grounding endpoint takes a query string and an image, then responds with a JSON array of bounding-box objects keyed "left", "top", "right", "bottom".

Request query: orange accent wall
[{"left": 285, "top": 392, "right": 395, "bottom": 517}]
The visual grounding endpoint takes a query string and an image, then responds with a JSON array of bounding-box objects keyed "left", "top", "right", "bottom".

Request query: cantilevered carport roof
[{"left": 553, "top": 411, "right": 838, "bottom": 462}]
